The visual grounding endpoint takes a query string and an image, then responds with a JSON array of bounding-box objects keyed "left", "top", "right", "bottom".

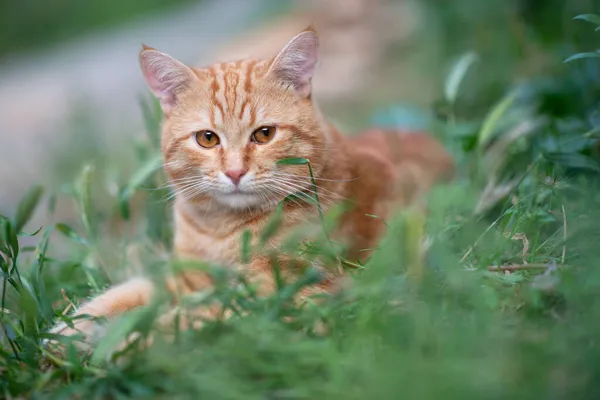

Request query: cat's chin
[{"left": 213, "top": 192, "right": 273, "bottom": 211}]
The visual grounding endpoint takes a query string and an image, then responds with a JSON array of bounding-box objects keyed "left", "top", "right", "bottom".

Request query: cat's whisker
[
  {"left": 258, "top": 185, "right": 285, "bottom": 204},
  {"left": 185, "top": 182, "right": 216, "bottom": 198},
  {"left": 282, "top": 180, "right": 346, "bottom": 201},
  {"left": 272, "top": 171, "right": 359, "bottom": 183},
  {"left": 299, "top": 146, "right": 343, "bottom": 153},
  {"left": 168, "top": 179, "right": 205, "bottom": 193},
  {"left": 266, "top": 178, "right": 338, "bottom": 206},
  {"left": 269, "top": 177, "right": 345, "bottom": 202},
  {"left": 168, "top": 176, "right": 208, "bottom": 185},
  {"left": 265, "top": 181, "right": 335, "bottom": 204},
  {"left": 168, "top": 180, "right": 214, "bottom": 201},
  {"left": 160, "top": 180, "right": 202, "bottom": 194},
  {"left": 262, "top": 185, "right": 306, "bottom": 209},
  {"left": 147, "top": 172, "right": 207, "bottom": 193},
  {"left": 169, "top": 182, "right": 208, "bottom": 195},
  {"left": 259, "top": 178, "right": 311, "bottom": 198},
  {"left": 169, "top": 176, "right": 212, "bottom": 187},
  {"left": 162, "top": 182, "right": 199, "bottom": 201},
  {"left": 158, "top": 179, "right": 193, "bottom": 191},
  {"left": 259, "top": 181, "right": 297, "bottom": 200},
  {"left": 269, "top": 179, "right": 344, "bottom": 200},
  {"left": 260, "top": 186, "right": 290, "bottom": 208}
]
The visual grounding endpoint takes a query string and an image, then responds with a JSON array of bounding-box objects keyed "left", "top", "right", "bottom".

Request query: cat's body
[{"left": 50, "top": 28, "right": 453, "bottom": 343}]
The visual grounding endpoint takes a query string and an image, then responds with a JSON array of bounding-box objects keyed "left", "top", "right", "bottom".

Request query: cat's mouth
[{"left": 214, "top": 190, "right": 265, "bottom": 210}]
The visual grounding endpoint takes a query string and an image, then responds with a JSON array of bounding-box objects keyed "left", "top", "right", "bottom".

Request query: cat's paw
[{"left": 43, "top": 317, "right": 106, "bottom": 355}]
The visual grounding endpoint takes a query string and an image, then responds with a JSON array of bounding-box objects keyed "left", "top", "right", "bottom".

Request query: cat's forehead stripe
[
  {"left": 244, "top": 60, "right": 256, "bottom": 93},
  {"left": 236, "top": 61, "right": 256, "bottom": 122},
  {"left": 204, "top": 59, "right": 267, "bottom": 128},
  {"left": 209, "top": 67, "right": 225, "bottom": 126},
  {"left": 229, "top": 69, "right": 245, "bottom": 121}
]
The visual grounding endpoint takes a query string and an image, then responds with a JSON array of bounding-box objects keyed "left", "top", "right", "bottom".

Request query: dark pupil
[
  {"left": 205, "top": 132, "right": 213, "bottom": 141},
  {"left": 261, "top": 128, "right": 270, "bottom": 137}
]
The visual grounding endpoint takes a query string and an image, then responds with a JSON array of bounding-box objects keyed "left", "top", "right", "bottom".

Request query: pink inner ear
[
  {"left": 270, "top": 31, "right": 319, "bottom": 98},
  {"left": 144, "top": 67, "right": 172, "bottom": 101},
  {"left": 140, "top": 50, "right": 192, "bottom": 114}
]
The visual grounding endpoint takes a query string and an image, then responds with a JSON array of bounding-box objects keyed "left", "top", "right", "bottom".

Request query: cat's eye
[
  {"left": 195, "top": 130, "right": 220, "bottom": 148},
  {"left": 251, "top": 126, "right": 277, "bottom": 144}
]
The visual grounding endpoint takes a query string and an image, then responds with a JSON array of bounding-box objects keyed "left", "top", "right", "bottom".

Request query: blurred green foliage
[
  {"left": 424, "top": 0, "right": 600, "bottom": 117},
  {"left": 0, "top": 0, "right": 195, "bottom": 58}
]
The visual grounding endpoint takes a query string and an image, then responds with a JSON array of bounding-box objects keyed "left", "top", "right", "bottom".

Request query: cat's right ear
[{"left": 139, "top": 45, "right": 197, "bottom": 115}]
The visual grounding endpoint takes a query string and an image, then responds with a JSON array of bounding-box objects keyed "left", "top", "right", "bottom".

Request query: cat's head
[{"left": 140, "top": 28, "right": 330, "bottom": 211}]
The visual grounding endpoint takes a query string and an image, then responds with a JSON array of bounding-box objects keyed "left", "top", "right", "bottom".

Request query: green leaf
[
  {"left": 0, "top": 256, "right": 6, "bottom": 273},
  {"left": 478, "top": 91, "right": 518, "bottom": 150},
  {"left": 0, "top": 218, "right": 9, "bottom": 257},
  {"left": 544, "top": 152, "right": 600, "bottom": 172},
  {"left": 583, "top": 126, "right": 600, "bottom": 139},
  {"left": 284, "top": 193, "right": 318, "bottom": 206},
  {"left": 4, "top": 219, "right": 19, "bottom": 261},
  {"left": 18, "top": 276, "right": 40, "bottom": 335},
  {"left": 90, "top": 308, "right": 148, "bottom": 365},
  {"left": 564, "top": 52, "right": 600, "bottom": 63},
  {"left": 574, "top": 13, "right": 600, "bottom": 26},
  {"left": 31, "top": 229, "right": 54, "bottom": 322},
  {"left": 33, "top": 229, "right": 51, "bottom": 275},
  {"left": 139, "top": 95, "right": 163, "bottom": 149},
  {"left": 18, "top": 226, "right": 43, "bottom": 237},
  {"left": 241, "top": 229, "right": 252, "bottom": 264},
  {"left": 444, "top": 51, "right": 478, "bottom": 105},
  {"left": 13, "top": 185, "right": 44, "bottom": 233},
  {"left": 55, "top": 223, "right": 89, "bottom": 246},
  {"left": 260, "top": 202, "right": 284, "bottom": 245},
  {"left": 77, "top": 165, "right": 96, "bottom": 239},
  {"left": 47, "top": 192, "right": 57, "bottom": 215},
  {"left": 277, "top": 157, "right": 309, "bottom": 166},
  {"left": 118, "top": 154, "right": 163, "bottom": 220}
]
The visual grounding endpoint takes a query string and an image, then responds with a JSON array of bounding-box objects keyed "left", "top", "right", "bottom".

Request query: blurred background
[{"left": 0, "top": 0, "right": 599, "bottom": 227}]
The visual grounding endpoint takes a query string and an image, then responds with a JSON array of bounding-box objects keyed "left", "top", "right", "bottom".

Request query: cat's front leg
[{"left": 49, "top": 277, "right": 155, "bottom": 344}]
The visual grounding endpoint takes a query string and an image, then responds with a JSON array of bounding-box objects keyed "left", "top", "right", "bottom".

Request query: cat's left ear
[
  {"left": 268, "top": 27, "right": 319, "bottom": 98},
  {"left": 139, "top": 45, "right": 198, "bottom": 115}
]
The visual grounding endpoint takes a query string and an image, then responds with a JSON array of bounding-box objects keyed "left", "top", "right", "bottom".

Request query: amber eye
[
  {"left": 251, "top": 126, "right": 276, "bottom": 144},
  {"left": 195, "top": 130, "right": 220, "bottom": 148}
]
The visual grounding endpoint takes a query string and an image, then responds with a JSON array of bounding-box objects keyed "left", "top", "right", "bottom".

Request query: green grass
[
  {"left": 2, "top": 5, "right": 600, "bottom": 399},
  {"left": 0, "top": 0, "right": 196, "bottom": 58}
]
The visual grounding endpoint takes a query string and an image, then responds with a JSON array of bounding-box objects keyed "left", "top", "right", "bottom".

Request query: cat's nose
[{"left": 224, "top": 169, "right": 247, "bottom": 185}]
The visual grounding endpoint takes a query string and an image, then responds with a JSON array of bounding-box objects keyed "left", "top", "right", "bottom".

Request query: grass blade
[
  {"left": 13, "top": 185, "right": 44, "bottom": 233},
  {"left": 277, "top": 158, "right": 309, "bottom": 166},
  {"left": 477, "top": 90, "right": 518, "bottom": 150},
  {"left": 55, "top": 223, "right": 90, "bottom": 246},
  {"left": 77, "top": 165, "right": 96, "bottom": 239},
  {"left": 444, "top": 51, "right": 478, "bottom": 105},
  {"left": 564, "top": 52, "right": 600, "bottom": 63},
  {"left": 118, "top": 154, "right": 163, "bottom": 220},
  {"left": 573, "top": 13, "right": 600, "bottom": 26}
]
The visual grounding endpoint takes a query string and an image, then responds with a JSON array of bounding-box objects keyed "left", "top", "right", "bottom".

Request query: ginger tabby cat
[{"left": 50, "top": 28, "right": 453, "bottom": 343}]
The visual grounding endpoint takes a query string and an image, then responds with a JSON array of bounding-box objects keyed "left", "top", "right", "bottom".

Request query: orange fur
[{"left": 50, "top": 28, "right": 454, "bottom": 344}]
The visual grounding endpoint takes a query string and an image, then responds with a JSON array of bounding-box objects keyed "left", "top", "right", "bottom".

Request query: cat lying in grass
[{"left": 49, "top": 27, "right": 453, "bottom": 346}]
